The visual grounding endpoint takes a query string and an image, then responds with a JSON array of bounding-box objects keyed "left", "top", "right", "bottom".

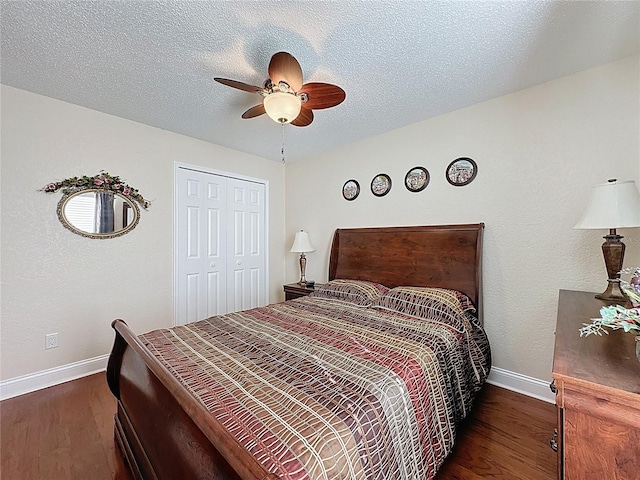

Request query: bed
[{"left": 107, "top": 223, "right": 489, "bottom": 480}]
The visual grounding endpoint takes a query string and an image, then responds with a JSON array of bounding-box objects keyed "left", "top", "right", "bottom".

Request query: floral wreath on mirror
[{"left": 40, "top": 171, "right": 151, "bottom": 209}]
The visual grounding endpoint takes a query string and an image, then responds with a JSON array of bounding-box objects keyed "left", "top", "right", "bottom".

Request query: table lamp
[
  {"left": 290, "top": 230, "right": 316, "bottom": 285},
  {"left": 574, "top": 179, "right": 640, "bottom": 301}
]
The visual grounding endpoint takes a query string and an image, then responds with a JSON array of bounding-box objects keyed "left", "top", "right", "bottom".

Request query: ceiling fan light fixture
[
  {"left": 263, "top": 91, "right": 301, "bottom": 124},
  {"left": 216, "top": 52, "right": 343, "bottom": 128}
]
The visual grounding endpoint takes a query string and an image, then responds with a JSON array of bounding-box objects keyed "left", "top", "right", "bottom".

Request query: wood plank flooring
[
  {"left": 1, "top": 373, "right": 557, "bottom": 479},
  {"left": 436, "top": 384, "right": 557, "bottom": 479},
  {"left": 1, "top": 373, "right": 130, "bottom": 480}
]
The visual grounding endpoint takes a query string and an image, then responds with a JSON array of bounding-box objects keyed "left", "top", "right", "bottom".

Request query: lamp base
[
  {"left": 297, "top": 252, "right": 307, "bottom": 285},
  {"left": 595, "top": 280, "right": 627, "bottom": 303},
  {"left": 595, "top": 231, "right": 627, "bottom": 303}
]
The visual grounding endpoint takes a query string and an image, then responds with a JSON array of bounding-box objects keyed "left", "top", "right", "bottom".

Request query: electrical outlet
[{"left": 45, "top": 332, "right": 59, "bottom": 349}]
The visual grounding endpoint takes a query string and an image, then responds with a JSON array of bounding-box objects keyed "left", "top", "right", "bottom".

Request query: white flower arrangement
[{"left": 579, "top": 267, "right": 640, "bottom": 337}]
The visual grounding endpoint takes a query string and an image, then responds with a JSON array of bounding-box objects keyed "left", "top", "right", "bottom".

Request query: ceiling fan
[{"left": 214, "top": 52, "right": 345, "bottom": 127}]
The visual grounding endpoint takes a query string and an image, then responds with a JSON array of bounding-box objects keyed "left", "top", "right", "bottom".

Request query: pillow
[
  {"left": 371, "top": 286, "right": 476, "bottom": 317},
  {"left": 311, "top": 279, "right": 389, "bottom": 306}
]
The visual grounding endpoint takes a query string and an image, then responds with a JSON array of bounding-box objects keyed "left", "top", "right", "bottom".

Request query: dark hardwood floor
[
  {"left": 1, "top": 373, "right": 557, "bottom": 479},
  {"left": 1, "top": 373, "right": 130, "bottom": 480},
  {"left": 436, "top": 385, "right": 557, "bottom": 479}
]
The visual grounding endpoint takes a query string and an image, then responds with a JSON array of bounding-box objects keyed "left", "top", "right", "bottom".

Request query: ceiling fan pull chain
[{"left": 281, "top": 123, "right": 286, "bottom": 164}]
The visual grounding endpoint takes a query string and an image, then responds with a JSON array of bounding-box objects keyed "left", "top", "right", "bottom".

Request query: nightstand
[{"left": 283, "top": 283, "right": 317, "bottom": 301}]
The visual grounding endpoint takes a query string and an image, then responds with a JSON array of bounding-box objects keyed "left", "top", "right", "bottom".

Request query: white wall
[
  {"left": 0, "top": 86, "right": 286, "bottom": 381},
  {"left": 285, "top": 55, "right": 640, "bottom": 382}
]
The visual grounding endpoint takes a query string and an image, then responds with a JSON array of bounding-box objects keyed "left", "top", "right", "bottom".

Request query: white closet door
[
  {"left": 176, "top": 167, "right": 266, "bottom": 325},
  {"left": 176, "top": 168, "right": 227, "bottom": 325},
  {"left": 226, "top": 178, "right": 266, "bottom": 312}
]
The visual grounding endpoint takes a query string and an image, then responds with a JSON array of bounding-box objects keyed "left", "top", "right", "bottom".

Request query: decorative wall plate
[
  {"left": 404, "top": 166, "right": 430, "bottom": 192},
  {"left": 446, "top": 157, "right": 477, "bottom": 186},
  {"left": 371, "top": 174, "right": 392, "bottom": 197},
  {"left": 342, "top": 179, "right": 360, "bottom": 201}
]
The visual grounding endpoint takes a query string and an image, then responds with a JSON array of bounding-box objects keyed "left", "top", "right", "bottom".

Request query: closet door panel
[
  {"left": 227, "top": 179, "right": 266, "bottom": 311},
  {"left": 185, "top": 273, "right": 200, "bottom": 324},
  {"left": 177, "top": 169, "right": 227, "bottom": 324}
]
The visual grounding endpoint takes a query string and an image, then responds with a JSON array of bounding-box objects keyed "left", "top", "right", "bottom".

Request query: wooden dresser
[{"left": 552, "top": 290, "right": 640, "bottom": 479}]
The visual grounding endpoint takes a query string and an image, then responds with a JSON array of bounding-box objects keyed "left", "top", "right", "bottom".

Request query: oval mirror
[{"left": 57, "top": 189, "right": 140, "bottom": 239}]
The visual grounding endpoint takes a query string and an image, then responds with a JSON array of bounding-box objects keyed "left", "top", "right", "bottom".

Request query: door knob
[{"left": 236, "top": 260, "right": 242, "bottom": 265}]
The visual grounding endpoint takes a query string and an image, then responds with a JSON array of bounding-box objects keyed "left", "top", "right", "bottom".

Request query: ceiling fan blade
[
  {"left": 299, "top": 82, "right": 346, "bottom": 110},
  {"left": 241, "top": 104, "right": 266, "bottom": 119},
  {"left": 268, "top": 52, "right": 303, "bottom": 91},
  {"left": 291, "top": 107, "right": 314, "bottom": 127},
  {"left": 214, "top": 78, "right": 263, "bottom": 94}
]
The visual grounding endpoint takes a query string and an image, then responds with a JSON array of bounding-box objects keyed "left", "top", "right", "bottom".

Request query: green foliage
[{"left": 579, "top": 268, "right": 640, "bottom": 337}]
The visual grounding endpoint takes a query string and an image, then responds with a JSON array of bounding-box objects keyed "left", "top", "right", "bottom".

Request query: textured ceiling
[{"left": 2, "top": 1, "right": 639, "bottom": 163}]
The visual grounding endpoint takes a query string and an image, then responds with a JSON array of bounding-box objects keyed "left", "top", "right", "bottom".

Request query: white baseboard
[
  {"left": 0, "top": 354, "right": 109, "bottom": 401},
  {"left": 1, "top": 356, "right": 554, "bottom": 405},
  {"left": 487, "top": 367, "right": 555, "bottom": 403}
]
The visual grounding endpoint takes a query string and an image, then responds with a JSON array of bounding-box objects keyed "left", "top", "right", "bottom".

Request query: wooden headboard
[{"left": 329, "top": 223, "right": 485, "bottom": 322}]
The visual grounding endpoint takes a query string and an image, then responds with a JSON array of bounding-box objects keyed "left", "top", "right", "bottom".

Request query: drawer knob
[
  {"left": 549, "top": 428, "right": 558, "bottom": 452},
  {"left": 549, "top": 380, "right": 557, "bottom": 394}
]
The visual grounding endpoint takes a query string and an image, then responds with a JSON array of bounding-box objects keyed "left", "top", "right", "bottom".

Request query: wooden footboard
[{"left": 106, "top": 319, "right": 279, "bottom": 480}]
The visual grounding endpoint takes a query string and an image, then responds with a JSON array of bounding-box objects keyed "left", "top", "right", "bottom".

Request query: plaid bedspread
[{"left": 140, "top": 295, "right": 490, "bottom": 480}]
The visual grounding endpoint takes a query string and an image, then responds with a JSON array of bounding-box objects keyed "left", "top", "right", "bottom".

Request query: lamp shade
[
  {"left": 264, "top": 92, "right": 302, "bottom": 124},
  {"left": 574, "top": 179, "right": 640, "bottom": 229},
  {"left": 290, "top": 230, "right": 316, "bottom": 253}
]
